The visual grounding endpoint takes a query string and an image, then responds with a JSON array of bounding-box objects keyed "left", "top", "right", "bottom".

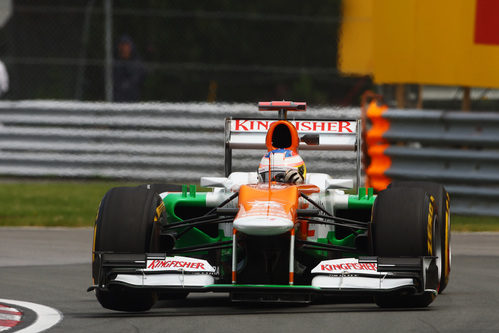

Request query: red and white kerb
[{"left": 0, "top": 304, "right": 22, "bottom": 332}]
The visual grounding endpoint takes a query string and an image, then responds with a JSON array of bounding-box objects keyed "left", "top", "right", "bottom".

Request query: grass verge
[
  {"left": 0, "top": 181, "right": 136, "bottom": 227},
  {"left": 451, "top": 215, "right": 499, "bottom": 232},
  {"left": 1, "top": 181, "right": 498, "bottom": 230}
]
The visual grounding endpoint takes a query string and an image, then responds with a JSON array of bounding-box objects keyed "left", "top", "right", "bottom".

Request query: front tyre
[
  {"left": 92, "top": 185, "right": 164, "bottom": 311},
  {"left": 372, "top": 187, "right": 440, "bottom": 308},
  {"left": 389, "top": 181, "right": 451, "bottom": 293}
]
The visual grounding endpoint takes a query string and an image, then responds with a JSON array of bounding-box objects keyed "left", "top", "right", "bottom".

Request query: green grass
[
  {"left": 451, "top": 215, "right": 499, "bottom": 232},
  {"left": 1, "top": 181, "right": 499, "bottom": 230},
  {"left": 0, "top": 181, "right": 137, "bottom": 227}
]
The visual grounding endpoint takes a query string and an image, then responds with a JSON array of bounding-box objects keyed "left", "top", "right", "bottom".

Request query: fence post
[{"left": 104, "top": 0, "right": 113, "bottom": 102}]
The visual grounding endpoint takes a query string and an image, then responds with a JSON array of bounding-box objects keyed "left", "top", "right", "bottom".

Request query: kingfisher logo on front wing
[
  {"left": 144, "top": 256, "right": 215, "bottom": 273},
  {"left": 312, "top": 258, "right": 379, "bottom": 275},
  {"left": 231, "top": 120, "right": 356, "bottom": 133},
  {"left": 320, "top": 262, "right": 377, "bottom": 272}
]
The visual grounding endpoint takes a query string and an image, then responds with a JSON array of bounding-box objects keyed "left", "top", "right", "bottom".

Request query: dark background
[{"left": 0, "top": 0, "right": 374, "bottom": 104}]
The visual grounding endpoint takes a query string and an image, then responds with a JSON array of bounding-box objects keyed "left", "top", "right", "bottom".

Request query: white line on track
[{"left": 0, "top": 299, "right": 62, "bottom": 333}]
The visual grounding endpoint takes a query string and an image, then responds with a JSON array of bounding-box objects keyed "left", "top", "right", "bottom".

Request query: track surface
[{"left": 1, "top": 228, "right": 499, "bottom": 333}]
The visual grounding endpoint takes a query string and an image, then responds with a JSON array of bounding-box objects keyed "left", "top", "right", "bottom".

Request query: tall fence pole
[{"left": 104, "top": 0, "right": 113, "bottom": 102}]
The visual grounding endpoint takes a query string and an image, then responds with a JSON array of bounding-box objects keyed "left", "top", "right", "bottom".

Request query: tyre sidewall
[
  {"left": 389, "top": 181, "right": 451, "bottom": 292},
  {"left": 372, "top": 187, "right": 439, "bottom": 308}
]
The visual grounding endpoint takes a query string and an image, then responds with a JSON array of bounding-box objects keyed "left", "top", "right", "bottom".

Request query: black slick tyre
[
  {"left": 372, "top": 187, "right": 440, "bottom": 308},
  {"left": 92, "top": 185, "right": 165, "bottom": 312},
  {"left": 389, "top": 181, "right": 451, "bottom": 293}
]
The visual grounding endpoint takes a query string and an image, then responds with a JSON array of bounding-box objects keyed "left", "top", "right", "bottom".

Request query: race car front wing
[{"left": 88, "top": 252, "right": 439, "bottom": 301}]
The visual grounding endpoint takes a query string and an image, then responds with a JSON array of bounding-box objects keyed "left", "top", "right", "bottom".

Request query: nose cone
[
  {"left": 234, "top": 184, "right": 299, "bottom": 236},
  {"left": 233, "top": 215, "right": 294, "bottom": 236}
]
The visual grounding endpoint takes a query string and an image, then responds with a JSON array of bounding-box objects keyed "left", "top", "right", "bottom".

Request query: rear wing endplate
[{"left": 224, "top": 118, "right": 362, "bottom": 187}]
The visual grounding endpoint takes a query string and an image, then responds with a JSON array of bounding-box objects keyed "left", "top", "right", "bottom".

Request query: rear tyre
[
  {"left": 372, "top": 187, "right": 440, "bottom": 308},
  {"left": 93, "top": 185, "right": 165, "bottom": 311},
  {"left": 389, "top": 181, "right": 451, "bottom": 293}
]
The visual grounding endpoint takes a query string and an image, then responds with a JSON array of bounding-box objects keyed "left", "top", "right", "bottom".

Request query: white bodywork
[
  {"left": 233, "top": 196, "right": 295, "bottom": 236},
  {"left": 311, "top": 258, "right": 414, "bottom": 290},
  {"left": 202, "top": 172, "right": 353, "bottom": 239},
  {"left": 228, "top": 119, "right": 358, "bottom": 151},
  {"left": 113, "top": 256, "right": 215, "bottom": 288},
  {"left": 233, "top": 215, "right": 294, "bottom": 235},
  {"left": 201, "top": 172, "right": 353, "bottom": 193},
  {"left": 114, "top": 273, "right": 214, "bottom": 287}
]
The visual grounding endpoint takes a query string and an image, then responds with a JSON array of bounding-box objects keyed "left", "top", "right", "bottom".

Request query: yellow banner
[{"left": 339, "top": 0, "right": 499, "bottom": 88}]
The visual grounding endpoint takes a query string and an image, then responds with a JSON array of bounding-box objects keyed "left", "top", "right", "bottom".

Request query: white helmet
[{"left": 258, "top": 148, "right": 306, "bottom": 183}]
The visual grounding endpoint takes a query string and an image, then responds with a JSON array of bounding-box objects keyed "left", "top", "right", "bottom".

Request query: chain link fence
[
  {"left": 0, "top": 0, "right": 374, "bottom": 105},
  {"left": 2, "top": 1, "right": 498, "bottom": 109}
]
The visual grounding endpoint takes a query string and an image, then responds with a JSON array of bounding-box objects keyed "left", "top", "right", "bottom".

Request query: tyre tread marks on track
[{"left": 0, "top": 304, "right": 22, "bottom": 332}]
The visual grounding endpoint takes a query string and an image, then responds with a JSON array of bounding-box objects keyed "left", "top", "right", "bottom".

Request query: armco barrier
[
  {"left": 0, "top": 101, "right": 359, "bottom": 183},
  {"left": 364, "top": 99, "right": 499, "bottom": 216}
]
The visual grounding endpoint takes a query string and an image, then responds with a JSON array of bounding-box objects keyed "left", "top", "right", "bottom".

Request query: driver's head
[{"left": 257, "top": 148, "right": 306, "bottom": 184}]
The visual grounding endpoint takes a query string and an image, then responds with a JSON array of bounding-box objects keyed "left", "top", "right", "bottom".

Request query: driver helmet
[{"left": 258, "top": 148, "right": 306, "bottom": 183}]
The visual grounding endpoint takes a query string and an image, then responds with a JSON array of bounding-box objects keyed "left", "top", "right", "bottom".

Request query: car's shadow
[{"left": 73, "top": 294, "right": 433, "bottom": 319}]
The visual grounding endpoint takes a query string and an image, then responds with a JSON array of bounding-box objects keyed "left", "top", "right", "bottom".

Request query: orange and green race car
[{"left": 89, "top": 101, "right": 451, "bottom": 311}]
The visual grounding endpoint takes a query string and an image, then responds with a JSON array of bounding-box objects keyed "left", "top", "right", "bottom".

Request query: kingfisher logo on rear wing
[
  {"left": 231, "top": 120, "right": 356, "bottom": 134},
  {"left": 224, "top": 117, "right": 362, "bottom": 187},
  {"left": 223, "top": 101, "right": 362, "bottom": 186},
  {"left": 226, "top": 118, "right": 359, "bottom": 151}
]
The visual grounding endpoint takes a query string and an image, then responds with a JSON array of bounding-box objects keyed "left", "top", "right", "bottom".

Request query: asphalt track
[{"left": 1, "top": 228, "right": 499, "bottom": 333}]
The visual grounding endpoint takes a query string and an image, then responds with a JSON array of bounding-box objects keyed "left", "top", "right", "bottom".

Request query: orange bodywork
[
  {"left": 235, "top": 183, "right": 320, "bottom": 229},
  {"left": 237, "top": 184, "right": 299, "bottom": 222},
  {"left": 235, "top": 117, "right": 320, "bottom": 235},
  {"left": 265, "top": 120, "right": 300, "bottom": 153}
]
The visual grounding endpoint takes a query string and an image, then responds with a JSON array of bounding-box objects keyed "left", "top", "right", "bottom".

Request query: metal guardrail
[
  {"left": 0, "top": 101, "right": 360, "bottom": 183},
  {"left": 2, "top": 100, "right": 498, "bottom": 216},
  {"left": 364, "top": 99, "right": 499, "bottom": 217}
]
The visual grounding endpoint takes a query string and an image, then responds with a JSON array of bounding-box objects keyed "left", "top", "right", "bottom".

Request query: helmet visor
[{"left": 258, "top": 169, "right": 287, "bottom": 183}]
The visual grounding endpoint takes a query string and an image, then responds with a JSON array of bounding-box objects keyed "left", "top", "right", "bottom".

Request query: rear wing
[{"left": 224, "top": 118, "right": 362, "bottom": 187}]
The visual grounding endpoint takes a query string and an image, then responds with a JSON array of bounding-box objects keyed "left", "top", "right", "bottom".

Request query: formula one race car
[{"left": 89, "top": 101, "right": 451, "bottom": 311}]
